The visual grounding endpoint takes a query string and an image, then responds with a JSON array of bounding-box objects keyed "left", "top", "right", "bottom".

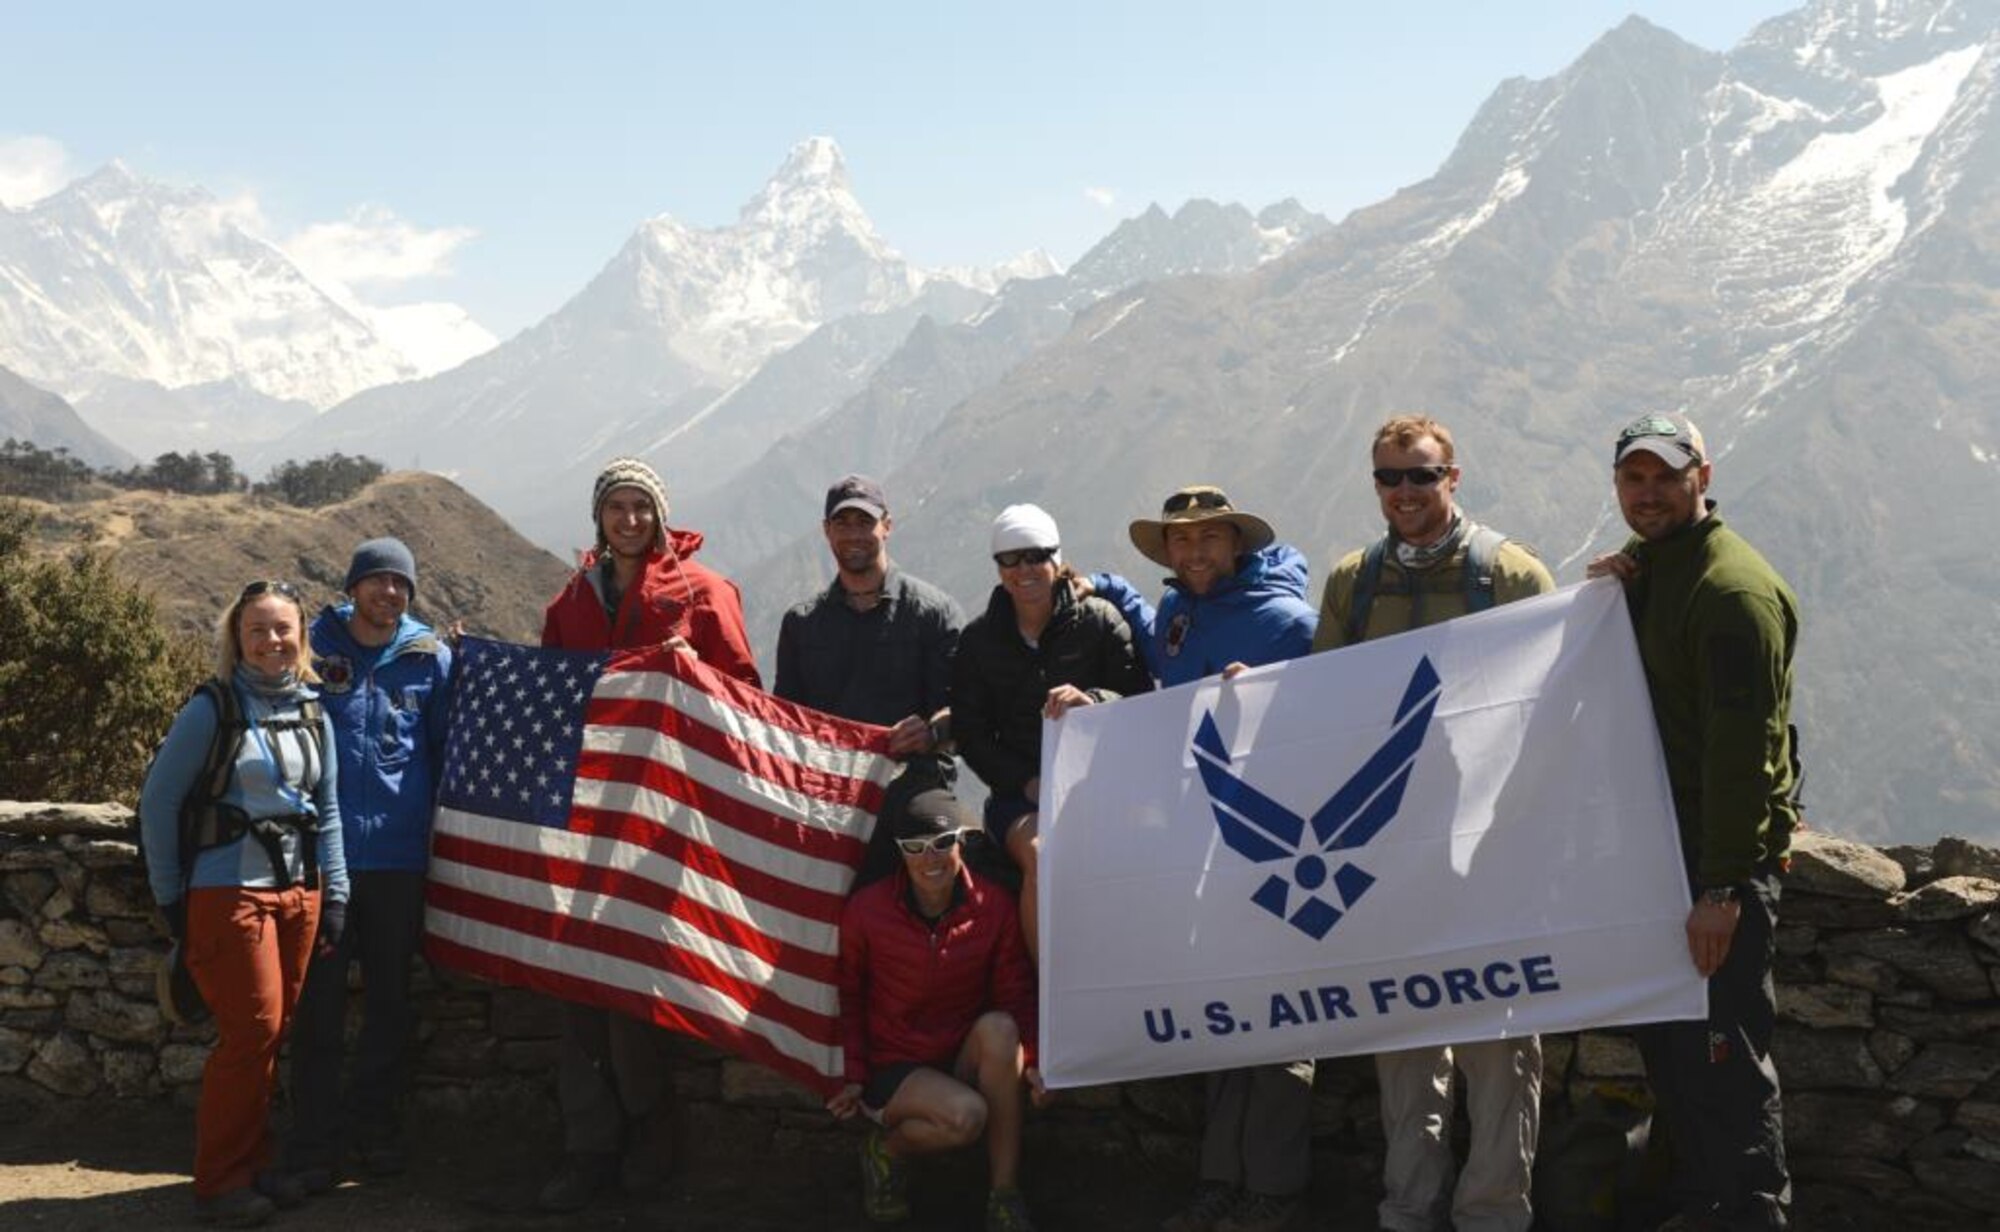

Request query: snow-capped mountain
[
  {"left": 268, "top": 137, "right": 1022, "bottom": 533},
  {"left": 0, "top": 163, "right": 419, "bottom": 410},
  {"left": 744, "top": 0, "right": 2000, "bottom": 845}
]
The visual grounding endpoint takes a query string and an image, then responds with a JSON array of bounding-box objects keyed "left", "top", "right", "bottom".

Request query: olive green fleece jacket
[
  {"left": 1311, "top": 523, "right": 1554, "bottom": 651},
  {"left": 1621, "top": 510, "right": 1800, "bottom": 888}
]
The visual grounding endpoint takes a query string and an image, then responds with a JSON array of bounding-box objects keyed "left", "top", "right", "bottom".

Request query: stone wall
[{"left": 5, "top": 801, "right": 2000, "bottom": 1226}]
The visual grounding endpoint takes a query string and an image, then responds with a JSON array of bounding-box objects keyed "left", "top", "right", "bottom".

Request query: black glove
[
  {"left": 161, "top": 899, "right": 187, "bottom": 943},
  {"left": 316, "top": 899, "right": 348, "bottom": 954}
]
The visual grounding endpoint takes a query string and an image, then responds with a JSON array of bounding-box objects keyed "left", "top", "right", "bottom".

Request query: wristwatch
[{"left": 1700, "top": 885, "right": 1738, "bottom": 906}]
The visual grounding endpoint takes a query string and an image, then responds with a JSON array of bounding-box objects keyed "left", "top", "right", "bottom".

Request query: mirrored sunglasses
[
  {"left": 993, "top": 547, "right": 1058, "bottom": 569},
  {"left": 239, "top": 579, "right": 302, "bottom": 601},
  {"left": 1371, "top": 465, "right": 1452, "bottom": 488},
  {"left": 895, "top": 829, "right": 974, "bottom": 856}
]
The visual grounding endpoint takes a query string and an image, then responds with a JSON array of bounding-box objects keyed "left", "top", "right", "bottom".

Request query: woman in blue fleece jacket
[{"left": 140, "top": 580, "right": 348, "bottom": 1229}]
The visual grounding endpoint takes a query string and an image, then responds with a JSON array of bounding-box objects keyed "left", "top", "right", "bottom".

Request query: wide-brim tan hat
[{"left": 1128, "top": 485, "right": 1275, "bottom": 568}]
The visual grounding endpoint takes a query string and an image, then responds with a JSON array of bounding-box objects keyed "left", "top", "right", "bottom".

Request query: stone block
[
  {"left": 1773, "top": 1026, "right": 1883, "bottom": 1089},
  {"left": 0, "top": 802, "right": 134, "bottom": 837},
  {"left": 1970, "top": 1137, "right": 2000, "bottom": 1164},
  {"left": 1136, "top": 1129, "right": 1196, "bottom": 1164},
  {"left": 487, "top": 987, "right": 565, "bottom": 1038},
  {"left": 39, "top": 886, "right": 75, "bottom": 921},
  {"left": 38, "top": 915, "right": 109, "bottom": 954},
  {"left": 422, "top": 1029, "right": 499, "bottom": 1078},
  {"left": 1774, "top": 922, "right": 1817, "bottom": 956},
  {"left": 107, "top": 946, "right": 161, "bottom": 981},
  {"left": 1886, "top": 1043, "right": 2000, "bottom": 1101},
  {"left": 1958, "top": 1100, "right": 2000, "bottom": 1139},
  {"left": 1783, "top": 893, "right": 1899, "bottom": 929},
  {"left": 0, "top": 1026, "right": 33, "bottom": 1073},
  {"left": 1896, "top": 876, "right": 2000, "bottom": 922},
  {"left": 1125, "top": 1075, "right": 1203, "bottom": 1131},
  {"left": 0, "top": 967, "right": 24, "bottom": 986},
  {"left": 421, "top": 993, "right": 487, "bottom": 1023},
  {"left": 0, "top": 987, "right": 59, "bottom": 1010},
  {"left": 65, "top": 988, "right": 164, "bottom": 1045},
  {"left": 1974, "top": 911, "right": 2000, "bottom": 956},
  {"left": 1827, "top": 929, "right": 1991, "bottom": 1002},
  {"left": 499, "top": 1039, "right": 561, "bottom": 1073},
  {"left": 2, "top": 870, "right": 58, "bottom": 919},
  {"left": 1777, "top": 983, "right": 1873, "bottom": 1029},
  {"left": 719, "top": 1059, "right": 818, "bottom": 1110},
  {"left": 1541, "top": 1033, "right": 1576, "bottom": 1082},
  {"left": 1869, "top": 1030, "right": 1918, "bottom": 1075},
  {"left": 1575, "top": 1032, "right": 1645, "bottom": 1079},
  {"left": 0, "top": 919, "right": 44, "bottom": 969},
  {"left": 1, "top": 1008, "right": 59, "bottom": 1031},
  {"left": 72, "top": 839, "right": 140, "bottom": 871},
  {"left": 1911, "top": 1157, "right": 2000, "bottom": 1214},
  {"left": 1878, "top": 1004, "right": 2000, "bottom": 1044},
  {"left": 84, "top": 872, "right": 153, "bottom": 920},
  {"left": 27, "top": 1032, "right": 99, "bottom": 1097},
  {"left": 1823, "top": 951, "right": 1900, "bottom": 995},
  {"left": 103, "top": 919, "right": 158, "bottom": 947},
  {"left": 1789, "top": 831, "right": 1906, "bottom": 899},
  {"left": 670, "top": 1060, "right": 722, "bottom": 1101},
  {"left": 159, "top": 1042, "right": 211, "bottom": 1086},
  {"left": 33, "top": 950, "right": 107, "bottom": 990},
  {"left": 0, "top": 845, "right": 69, "bottom": 873},
  {"left": 1935, "top": 837, "right": 2000, "bottom": 882},
  {"left": 1784, "top": 1091, "right": 1941, "bottom": 1157},
  {"left": 100, "top": 1048, "right": 156, "bottom": 1097},
  {"left": 1880, "top": 844, "right": 1934, "bottom": 885},
  {"left": 1788, "top": 1154, "right": 1914, "bottom": 1192},
  {"left": 1060, "top": 1082, "right": 1124, "bottom": 1110}
]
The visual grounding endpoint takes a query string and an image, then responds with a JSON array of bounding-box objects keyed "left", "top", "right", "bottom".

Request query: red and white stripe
[{"left": 427, "top": 646, "right": 893, "bottom": 1094}]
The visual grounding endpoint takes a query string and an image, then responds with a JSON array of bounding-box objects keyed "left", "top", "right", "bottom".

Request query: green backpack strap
[
  {"left": 1345, "top": 538, "right": 1390, "bottom": 645},
  {"left": 1461, "top": 526, "right": 1509, "bottom": 614}
]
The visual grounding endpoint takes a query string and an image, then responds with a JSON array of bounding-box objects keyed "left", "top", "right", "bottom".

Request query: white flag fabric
[{"left": 1038, "top": 579, "right": 1703, "bottom": 1088}]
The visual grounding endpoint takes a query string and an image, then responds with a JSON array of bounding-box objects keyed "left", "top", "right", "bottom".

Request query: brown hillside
[{"left": 22, "top": 472, "right": 572, "bottom": 643}]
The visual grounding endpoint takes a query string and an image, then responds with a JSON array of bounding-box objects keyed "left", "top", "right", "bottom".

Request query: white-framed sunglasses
[{"left": 895, "top": 829, "right": 975, "bottom": 856}]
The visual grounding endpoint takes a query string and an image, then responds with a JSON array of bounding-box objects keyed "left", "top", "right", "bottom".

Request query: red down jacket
[
  {"left": 837, "top": 865, "right": 1037, "bottom": 1084},
  {"left": 540, "top": 527, "right": 760, "bottom": 686}
]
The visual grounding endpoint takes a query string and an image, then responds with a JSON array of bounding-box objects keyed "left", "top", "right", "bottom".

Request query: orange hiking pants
[{"left": 183, "top": 885, "right": 320, "bottom": 1196}]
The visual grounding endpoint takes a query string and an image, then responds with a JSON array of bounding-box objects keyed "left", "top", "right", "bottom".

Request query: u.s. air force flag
[{"left": 1037, "top": 579, "right": 1704, "bottom": 1087}]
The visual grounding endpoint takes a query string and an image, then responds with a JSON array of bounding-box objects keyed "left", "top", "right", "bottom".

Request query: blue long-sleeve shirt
[
  {"left": 139, "top": 676, "right": 348, "bottom": 907},
  {"left": 1091, "top": 543, "right": 1318, "bottom": 687}
]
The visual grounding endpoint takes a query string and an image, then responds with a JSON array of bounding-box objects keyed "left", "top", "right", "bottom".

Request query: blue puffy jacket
[
  {"left": 1091, "top": 543, "right": 1318, "bottom": 688},
  {"left": 310, "top": 605, "right": 454, "bottom": 873}
]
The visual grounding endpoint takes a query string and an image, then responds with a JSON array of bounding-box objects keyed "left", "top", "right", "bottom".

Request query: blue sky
[{"left": 1, "top": 2, "right": 1798, "bottom": 342}]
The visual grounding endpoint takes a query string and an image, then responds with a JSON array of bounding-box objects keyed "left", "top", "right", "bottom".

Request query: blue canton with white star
[{"left": 440, "top": 637, "right": 606, "bottom": 827}]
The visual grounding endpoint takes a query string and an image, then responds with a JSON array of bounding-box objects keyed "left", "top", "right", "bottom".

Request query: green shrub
[{"left": 0, "top": 500, "right": 206, "bottom": 803}]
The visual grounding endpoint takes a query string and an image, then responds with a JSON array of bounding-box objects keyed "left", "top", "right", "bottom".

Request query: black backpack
[
  {"left": 139, "top": 677, "right": 328, "bottom": 898},
  {"left": 1344, "top": 525, "right": 1510, "bottom": 644}
]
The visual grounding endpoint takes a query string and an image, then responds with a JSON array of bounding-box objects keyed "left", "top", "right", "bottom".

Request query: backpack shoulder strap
[
  {"left": 197, "top": 678, "right": 244, "bottom": 803},
  {"left": 1462, "top": 526, "right": 1509, "bottom": 614},
  {"left": 1345, "top": 538, "right": 1390, "bottom": 645}
]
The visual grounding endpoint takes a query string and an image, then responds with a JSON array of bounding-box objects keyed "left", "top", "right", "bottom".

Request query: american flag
[{"left": 425, "top": 636, "right": 894, "bottom": 1094}]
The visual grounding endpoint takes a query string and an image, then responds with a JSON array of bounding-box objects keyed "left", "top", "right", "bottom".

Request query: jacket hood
[
  {"left": 313, "top": 603, "right": 442, "bottom": 662},
  {"left": 579, "top": 525, "right": 707, "bottom": 573}
]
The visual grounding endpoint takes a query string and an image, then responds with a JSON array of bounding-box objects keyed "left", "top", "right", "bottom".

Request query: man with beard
[
  {"left": 536, "top": 457, "right": 760, "bottom": 1213},
  {"left": 1588, "top": 413, "right": 1797, "bottom": 1231},
  {"left": 775, "top": 475, "right": 963, "bottom": 883}
]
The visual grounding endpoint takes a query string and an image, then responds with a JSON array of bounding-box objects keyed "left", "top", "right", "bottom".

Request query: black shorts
[
  {"left": 982, "top": 793, "right": 1035, "bottom": 851},
  {"left": 861, "top": 1060, "right": 949, "bottom": 1119}
]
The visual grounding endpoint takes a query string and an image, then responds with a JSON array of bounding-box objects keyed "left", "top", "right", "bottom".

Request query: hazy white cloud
[
  {"left": 284, "top": 204, "right": 478, "bottom": 288},
  {"left": 1083, "top": 186, "right": 1117, "bottom": 210},
  {"left": 0, "top": 135, "right": 77, "bottom": 207},
  {"left": 364, "top": 301, "right": 498, "bottom": 375}
]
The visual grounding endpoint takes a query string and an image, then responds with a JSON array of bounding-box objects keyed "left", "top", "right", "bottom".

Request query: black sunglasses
[
  {"left": 1163, "top": 488, "right": 1232, "bottom": 514},
  {"left": 895, "top": 830, "right": 973, "bottom": 855},
  {"left": 1372, "top": 466, "right": 1452, "bottom": 488},
  {"left": 238, "top": 580, "right": 302, "bottom": 601},
  {"left": 993, "top": 547, "right": 1058, "bottom": 569}
]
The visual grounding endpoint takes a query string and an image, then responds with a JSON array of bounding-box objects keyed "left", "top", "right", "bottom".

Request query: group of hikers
[{"left": 137, "top": 410, "right": 1800, "bottom": 1232}]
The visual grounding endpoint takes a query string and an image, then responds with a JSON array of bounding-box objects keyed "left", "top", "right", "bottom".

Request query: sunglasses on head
[
  {"left": 238, "top": 580, "right": 301, "bottom": 601},
  {"left": 993, "top": 547, "right": 1057, "bottom": 569},
  {"left": 1163, "top": 488, "right": 1231, "bottom": 514},
  {"left": 1372, "top": 465, "right": 1452, "bottom": 488},
  {"left": 895, "top": 829, "right": 972, "bottom": 856}
]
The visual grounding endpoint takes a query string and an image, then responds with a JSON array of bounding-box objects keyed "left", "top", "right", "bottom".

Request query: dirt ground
[{"left": 0, "top": 1094, "right": 1390, "bottom": 1232}]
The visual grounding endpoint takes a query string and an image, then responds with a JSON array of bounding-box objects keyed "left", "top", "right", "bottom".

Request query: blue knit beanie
[{"left": 344, "top": 537, "right": 417, "bottom": 596}]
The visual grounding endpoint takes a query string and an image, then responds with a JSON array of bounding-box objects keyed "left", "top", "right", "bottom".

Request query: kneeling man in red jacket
[{"left": 827, "top": 788, "right": 1049, "bottom": 1231}]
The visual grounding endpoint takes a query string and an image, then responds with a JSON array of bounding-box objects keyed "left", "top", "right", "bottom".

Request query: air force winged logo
[{"left": 1192, "top": 655, "right": 1443, "bottom": 940}]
